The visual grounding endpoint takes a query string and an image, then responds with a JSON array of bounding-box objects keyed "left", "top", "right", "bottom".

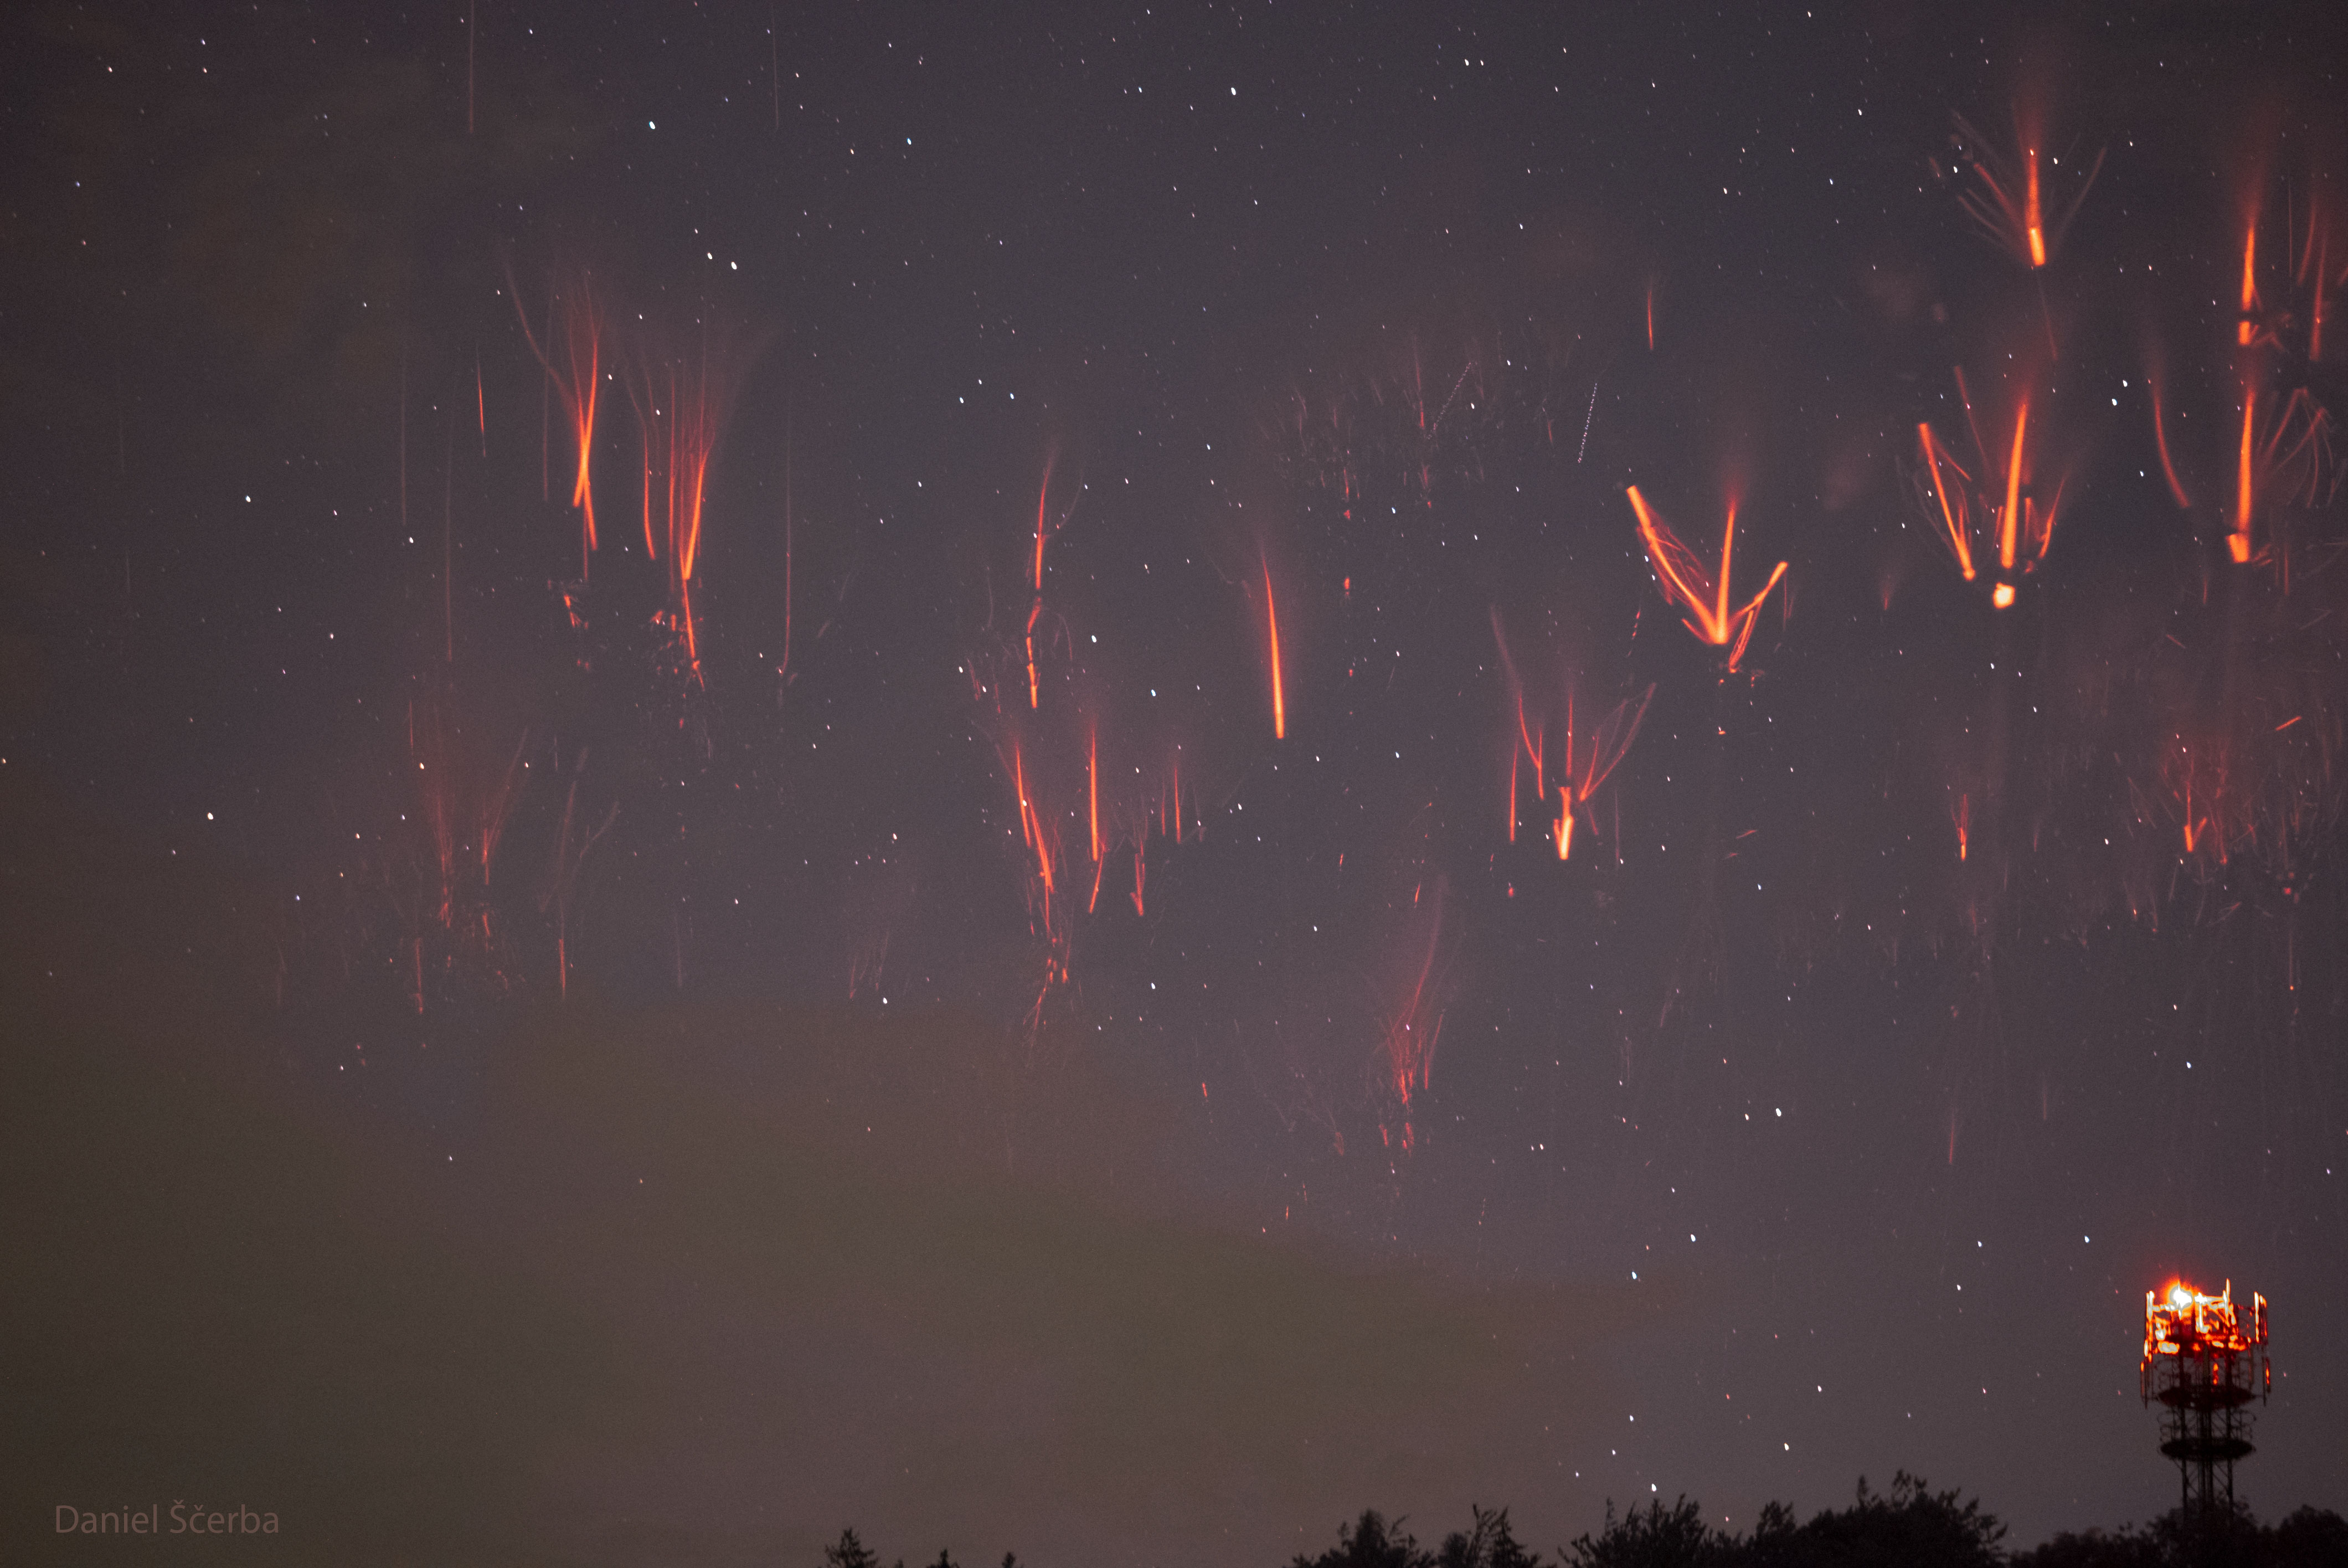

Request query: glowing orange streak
[
  {"left": 1024, "top": 611, "right": 1041, "bottom": 705},
  {"left": 565, "top": 308, "right": 601, "bottom": 571},
  {"left": 1026, "top": 461, "right": 1052, "bottom": 709},
  {"left": 1172, "top": 763, "right": 1183, "bottom": 843},
  {"left": 678, "top": 421, "right": 709, "bottom": 585},
  {"left": 1645, "top": 282, "right": 1656, "bottom": 350},
  {"left": 1032, "top": 472, "right": 1049, "bottom": 592},
  {"left": 2312, "top": 234, "right": 2328, "bottom": 361},
  {"left": 2261, "top": 388, "right": 2328, "bottom": 487},
  {"left": 1087, "top": 842, "right": 1106, "bottom": 915},
  {"left": 1917, "top": 424, "right": 1976, "bottom": 578},
  {"left": 1263, "top": 553, "right": 1286, "bottom": 739},
  {"left": 1491, "top": 614, "right": 1546, "bottom": 776},
  {"left": 2239, "top": 218, "right": 2260, "bottom": 346},
  {"left": 1725, "top": 560, "right": 1788, "bottom": 667},
  {"left": 1626, "top": 486, "right": 1788, "bottom": 668},
  {"left": 1503, "top": 685, "right": 1545, "bottom": 846},
  {"left": 677, "top": 576, "right": 702, "bottom": 685},
  {"left": 1563, "top": 685, "right": 1576, "bottom": 790},
  {"left": 1008, "top": 744, "right": 1056, "bottom": 926},
  {"left": 1507, "top": 745, "right": 1518, "bottom": 843},
  {"left": 2231, "top": 389, "right": 2257, "bottom": 564},
  {"left": 1554, "top": 785, "right": 1572, "bottom": 860},
  {"left": 619, "top": 358, "right": 661, "bottom": 561},
  {"left": 640, "top": 426, "right": 658, "bottom": 559},
  {"left": 1569, "top": 684, "right": 1650, "bottom": 801},
  {"left": 1999, "top": 398, "right": 2030, "bottom": 572},
  {"left": 1953, "top": 793, "right": 1969, "bottom": 861},
  {"left": 1714, "top": 501, "right": 1737, "bottom": 634},
  {"left": 475, "top": 360, "right": 487, "bottom": 457},
  {"left": 2149, "top": 379, "right": 2193, "bottom": 508},
  {"left": 1626, "top": 486, "right": 1713, "bottom": 636},
  {"left": 665, "top": 368, "right": 681, "bottom": 568},
  {"left": 510, "top": 277, "right": 603, "bottom": 578},
  {"left": 481, "top": 732, "right": 528, "bottom": 877},
  {"left": 2031, "top": 479, "right": 2064, "bottom": 564},
  {"left": 1387, "top": 898, "right": 1446, "bottom": 1106},
  {"left": 1014, "top": 746, "right": 1033, "bottom": 849},
  {"left": 1954, "top": 116, "right": 2100, "bottom": 274},
  {"left": 2024, "top": 148, "right": 2046, "bottom": 269},
  {"left": 1032, "top": 828, "right": 1054, "bottom": 926},
  {"left": 1088, "top": 725, "right": 1100, "bottom": 863},
  {"left": 1130, "top": 843, "right": 1145, "bottom": 917}
]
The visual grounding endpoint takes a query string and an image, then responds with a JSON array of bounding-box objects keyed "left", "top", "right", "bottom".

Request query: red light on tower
[{"left": 2140, "top": 1278, "right": 2270, "bottom": 1519}]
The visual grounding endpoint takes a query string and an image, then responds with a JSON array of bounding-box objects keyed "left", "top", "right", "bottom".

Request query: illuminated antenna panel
[{"left": 2140, "top": 1279, "right": 2270, "bottom": 1520}]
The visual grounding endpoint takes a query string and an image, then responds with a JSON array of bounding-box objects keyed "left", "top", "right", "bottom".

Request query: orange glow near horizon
[{"left": 1626, "top": 485, "right": 1788, "bottom": 669}]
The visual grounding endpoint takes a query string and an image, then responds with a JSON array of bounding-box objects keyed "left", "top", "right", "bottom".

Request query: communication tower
[{"left": 2140, "top": 1278, "right": 2270, "bottom": 1517}]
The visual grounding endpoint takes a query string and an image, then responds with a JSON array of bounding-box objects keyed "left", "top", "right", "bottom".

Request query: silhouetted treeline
[
  {"left": 822, "top": 1528, "right": 1019, "bottom": 1568},
  {"left": 820, "top": 1480, "right": 2348, "bottom": 1568},
  {"left": 1289, "top": 1477, "right": 2004, "bottom": 1568},
  {"left": 2011, "top": 1501, "right": 2348, "bottom": 1568}
]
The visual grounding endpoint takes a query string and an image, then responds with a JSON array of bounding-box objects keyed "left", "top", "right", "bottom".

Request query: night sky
[{"left": 5, "top": 2, "right": 2347, "bottom": 1564}]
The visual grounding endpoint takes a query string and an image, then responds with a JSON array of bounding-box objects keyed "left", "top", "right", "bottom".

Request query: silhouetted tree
[
  {"left": 1296, "top": 1510, "right": 1435, "bottom": 1568},
  {"left": 1561, "top": 1474, "right": 2002, "bottom": 1567},
  {"left": 1744, "top": 1473, "right": 2003, "bottom": 1568},
  {"left": 1438, "top": 1505, "right": 1546, "bottom": 1568},
  {"left": 2269, "top": 1506, "right": 2348, "bottom": 1568},
  {"left": 1562, "top": 1497, "right": 1726, "bottom": 1568},
  {"left": 825, "top": 1530, "right": 890, "bottom": 1568},
  {"left": 2011, "top": 1502, "right": 2348, "bottom": 1568},
  {"left": 2009, "top": 1523, "right": 2164, "bottom": 1568}
]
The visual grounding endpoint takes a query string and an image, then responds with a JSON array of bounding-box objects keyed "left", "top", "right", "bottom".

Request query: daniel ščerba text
[{"left": 56, "top": 1502, "right": 280, "bottom": 1535}]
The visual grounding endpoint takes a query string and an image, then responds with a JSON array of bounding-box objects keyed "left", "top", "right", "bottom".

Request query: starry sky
[{"left": 4, "top": 2, "right": 2347, "bottom": 1564}]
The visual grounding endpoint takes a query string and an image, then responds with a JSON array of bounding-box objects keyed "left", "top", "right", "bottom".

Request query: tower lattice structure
[{"left": 2140, "top": 1279, "right": 2270, "bottom": 1518}]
